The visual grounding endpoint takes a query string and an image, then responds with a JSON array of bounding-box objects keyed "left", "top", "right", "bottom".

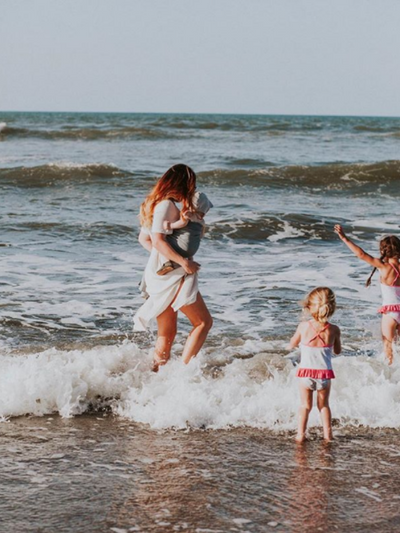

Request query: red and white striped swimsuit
[
  {"left": 378, "top": 263, "right": 400, "bottom": 324},
  {"left": 296, "top": 322, "right": 335, "bottom": 380}
]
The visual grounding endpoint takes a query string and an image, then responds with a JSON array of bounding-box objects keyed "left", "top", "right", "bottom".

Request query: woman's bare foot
[
  {"left": 152, "top": 349, "right": 169, "bottom": 372},
  {"left": 152, "top": 360, "right": 161, "bottom": 372}
]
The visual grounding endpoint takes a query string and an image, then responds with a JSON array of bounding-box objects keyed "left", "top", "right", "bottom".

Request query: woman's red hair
[{"left": 140, "top": 164, "right": 197, "bottom": 228}]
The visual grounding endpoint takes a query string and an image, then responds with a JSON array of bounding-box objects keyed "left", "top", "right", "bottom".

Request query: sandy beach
[{"left": 1, "top": 415, "right": 399, "bottom": 532}]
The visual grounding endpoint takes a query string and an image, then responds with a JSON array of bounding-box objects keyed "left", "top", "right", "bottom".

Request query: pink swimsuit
[
  {"left": 378, "top": 263, "right": 400, "bottom": 324},
  {"left": 296, "top": 322, "right": 335, "bottom": 380}
]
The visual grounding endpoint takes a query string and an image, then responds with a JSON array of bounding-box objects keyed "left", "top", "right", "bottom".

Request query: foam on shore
[{"left": 1, "top": 341, "right": 399, "bottom": 430}]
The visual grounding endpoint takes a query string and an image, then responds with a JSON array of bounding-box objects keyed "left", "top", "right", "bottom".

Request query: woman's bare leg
[
  {"left": 180, "top": 292, "right": 213, "bottom": 364},
  {"left": 153, "top": 305, "right": 177, "bottom": 371},
  {"left": 296, "top": 385, "right": 313, "bottom": 443},
  {"left": 381, "top": 315, "right": 398, "bottom": 365},
  {"left": 317, "top": 383, "right": 333, "bottom": 442}
]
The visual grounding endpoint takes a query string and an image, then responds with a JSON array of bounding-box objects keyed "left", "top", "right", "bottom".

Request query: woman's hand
[
  {"left": 181, "top": 258, "right": 201, "bottom": 274},
  {"left": 334, "top": 224, "right": 347, "bottom": 241}
]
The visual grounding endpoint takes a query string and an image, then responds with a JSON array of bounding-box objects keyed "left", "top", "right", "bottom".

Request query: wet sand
[{"left": 1, "top": 415, "right": 399, "bottom": 532}]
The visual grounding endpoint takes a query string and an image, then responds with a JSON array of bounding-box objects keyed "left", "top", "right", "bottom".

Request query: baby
[{"left": 157, "top": 191, "right": 213, "bottom": 275}]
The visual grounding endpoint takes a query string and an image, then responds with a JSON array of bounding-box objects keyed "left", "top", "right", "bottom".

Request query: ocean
[{"left": 1, "top": 112, "right": 400, "bottom": 531}]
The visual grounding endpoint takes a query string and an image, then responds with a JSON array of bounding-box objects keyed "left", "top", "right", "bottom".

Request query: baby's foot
[
  {"left": 295, "top": 434, "right": 307, "bottom": 444},
  {"left": 156, "top": 261, "right": 178, "bottom": 276}
]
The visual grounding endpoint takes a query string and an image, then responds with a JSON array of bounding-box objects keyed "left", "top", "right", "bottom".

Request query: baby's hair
[
  {"left": 303, "top": 287, "right": 336, "bottom": 323},
  {"left": 366, "top": 235, "right": 400, "bottom": 287}
]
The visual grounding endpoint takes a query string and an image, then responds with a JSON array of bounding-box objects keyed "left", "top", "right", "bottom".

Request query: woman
[{"left": 134, "top": 164, "right": 213, "bottom": 370}]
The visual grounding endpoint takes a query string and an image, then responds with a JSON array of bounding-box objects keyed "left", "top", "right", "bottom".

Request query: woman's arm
[
  {"left": 138, "top": 229, "right": 152, "bottom": 253},
  {"left": 152, "top": 233, "right": 200, "bottom": 274},
  {"left": 334, "top": 225, "right": 383, "bottom": 268}
]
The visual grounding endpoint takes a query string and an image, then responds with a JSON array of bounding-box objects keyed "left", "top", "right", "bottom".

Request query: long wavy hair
[
  {"left": 303, "top": 287, "right": 336, "bottom": 324},
  {"left": 366, "top": 236, "right": 400, "bottom": 287},
  {"left": 139, "top": 164, "right": 197, "bottom": 228}
]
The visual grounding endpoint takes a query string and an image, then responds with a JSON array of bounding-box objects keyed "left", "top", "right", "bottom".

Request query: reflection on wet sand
[
  {"left": 1, "top": 418, "right": 400, "bottom": 532},
  {"left": 110, "top": 433, "right": 225, "bottom": 531},
  {"left": 285, "top": 443, "right": 336, "bottom": 531}
]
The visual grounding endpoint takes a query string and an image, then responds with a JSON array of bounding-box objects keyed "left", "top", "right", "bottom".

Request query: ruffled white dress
[{"left": 133, "top": 200, "right": 199, "bottom": 331}]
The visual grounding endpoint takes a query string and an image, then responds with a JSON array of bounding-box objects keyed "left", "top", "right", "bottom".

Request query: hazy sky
[{"left": 1, "top": 0, "right": 400, "bottom": 116}]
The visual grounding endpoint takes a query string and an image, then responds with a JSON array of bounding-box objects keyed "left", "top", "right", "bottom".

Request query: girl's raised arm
[{"left": 334, "top": 225, "right": 383, "bottom": 268}]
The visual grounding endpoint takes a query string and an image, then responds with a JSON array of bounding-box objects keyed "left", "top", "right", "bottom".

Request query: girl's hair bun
[{"left": 303, "top": 287, "right": 336, "bottom": 323}]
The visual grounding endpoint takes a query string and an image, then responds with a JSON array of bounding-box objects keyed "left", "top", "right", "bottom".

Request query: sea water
[
  {"left": 1, "top": 112, "right": 400, "bottom": 531},
  {"left": 1, "top": 112, "right": 400, "bottom": 428}
]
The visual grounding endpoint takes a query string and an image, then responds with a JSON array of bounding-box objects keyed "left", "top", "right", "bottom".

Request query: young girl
[
  {"left": 335, "top": 225, "right": 400, "bottom": 365},
  {"left": 289, "top": 287, "right": 341, "bottom": 443}
]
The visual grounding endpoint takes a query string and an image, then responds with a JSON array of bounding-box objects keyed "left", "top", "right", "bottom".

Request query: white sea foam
[
  {"left": 1, "top": 341, "right": 399, "bottom": 430},
  {"left": 0, "top": 122, "right": 7, "bottom": 132},
  {"left": 268, "top": 221, "right": 306, "bottom": 242}
]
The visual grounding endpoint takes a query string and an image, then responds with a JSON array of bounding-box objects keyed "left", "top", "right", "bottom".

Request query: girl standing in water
[
  {"left": 335, "top": 225, "right": 400, "bottom": 365},
  {"left": 134, "top": 164, "right": 213, "bottom": 370},
  {"left": 289, "top": 287, "right": 341, "bottom": 443}
]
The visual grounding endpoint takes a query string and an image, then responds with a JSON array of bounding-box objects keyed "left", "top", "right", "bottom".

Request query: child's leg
[
  {"left": 381, "top": 314, "right": 398, "bottom": 365},
  {"left": 317, "top": 382, "right": 332, "bottom": 441},
  {"left": 297, "top": 383, "right": 313, "bottom": 443}
]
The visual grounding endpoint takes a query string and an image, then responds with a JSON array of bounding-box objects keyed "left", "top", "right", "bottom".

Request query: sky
[{"left": 1, "top": 0, "right": 400, "bottom": 116}]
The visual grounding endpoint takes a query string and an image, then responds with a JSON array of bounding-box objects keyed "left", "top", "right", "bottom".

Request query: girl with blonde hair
[
  {"left": 134, "top": 164, "right": 212, "bottom": 370},
  {"left": 289, "top": 287, "right": 341, "bottom": 443}
]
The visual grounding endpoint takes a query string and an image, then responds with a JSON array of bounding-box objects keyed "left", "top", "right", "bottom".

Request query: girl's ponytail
[
  {"left": 317, "top": 303, "right": 331, "bottom": 323},
  {"left": 366, "top": 262, "right": 381, "bottom": 287}
]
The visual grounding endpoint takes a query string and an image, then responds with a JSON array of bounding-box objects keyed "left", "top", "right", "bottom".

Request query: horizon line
[{"left": 1, "top": 110, "right": 400, "bottom": 120}]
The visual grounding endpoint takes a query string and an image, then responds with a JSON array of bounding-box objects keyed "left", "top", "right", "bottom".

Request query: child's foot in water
[
  {"left": 383, "top": 341, "right": 394, "bottom": 365},
  {"left": 295, "top": 433, "right": 307, "bottom": 444}
]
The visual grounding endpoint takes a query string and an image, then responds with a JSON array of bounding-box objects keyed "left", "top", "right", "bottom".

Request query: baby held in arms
[{"left": 157, "top": 191, "right": 213, "bottom": 275}]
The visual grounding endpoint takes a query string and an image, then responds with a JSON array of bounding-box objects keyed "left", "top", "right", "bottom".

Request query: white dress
[{"left": 133, "top": 200, "right": 199, "bottom": 331}]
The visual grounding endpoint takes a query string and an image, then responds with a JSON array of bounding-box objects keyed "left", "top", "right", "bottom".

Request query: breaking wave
[
  {"left": 1, "top": 342, "right": 399, "bottom": 429},
  {"left": 200, "top": 160, "right": 400, "bottom": 192},
  {"left": 2, "top": 160, "right": 400, "bottom": 191},
  {"left": 0, "top": 163, "right": 133, "bottom": 187}
]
